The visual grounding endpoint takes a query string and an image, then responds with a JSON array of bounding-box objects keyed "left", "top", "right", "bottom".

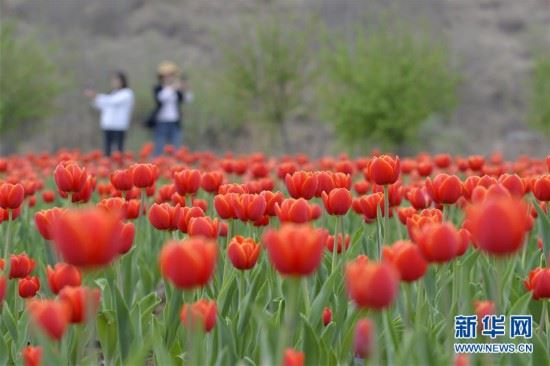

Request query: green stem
[{"left": 383, "top": 185, "right": 390, "bottom": 247}]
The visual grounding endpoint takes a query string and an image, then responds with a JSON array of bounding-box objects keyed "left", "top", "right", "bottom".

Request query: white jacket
[{"left": 93, "top": 88, "right": 134, "bottom": 131}]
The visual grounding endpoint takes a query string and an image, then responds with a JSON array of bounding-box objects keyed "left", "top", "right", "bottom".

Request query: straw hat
[{"left": 157, "top": 61, "right": 181, "bottom": 76}]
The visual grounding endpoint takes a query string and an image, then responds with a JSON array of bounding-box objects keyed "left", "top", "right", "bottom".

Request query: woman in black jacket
[{"left": 150, "top": 61, "right": 191, "bottom": 156}]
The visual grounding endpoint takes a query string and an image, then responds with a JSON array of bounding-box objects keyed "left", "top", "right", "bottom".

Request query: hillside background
[{"left": 2, "top": 0, "right": 550, "bottom": 157}]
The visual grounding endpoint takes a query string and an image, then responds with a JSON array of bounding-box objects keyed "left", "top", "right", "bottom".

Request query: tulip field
[{"left": 0, "top": 145, "right": 549, "bottom": 366}]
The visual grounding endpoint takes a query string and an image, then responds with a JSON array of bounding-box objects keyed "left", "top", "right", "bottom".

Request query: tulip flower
[
  {"left": 285, "top": 171, "right": 318, "bottom": 200},
  {"left": 546, "top": 155, "right": 550, "bottom": 172},
  {"left": 159, "top": 238, "right": 217, "bottom": 289},
  {"left": 468, "top": 155, "right": 485, "bottom": 171},
  {"left": 397, "top": 207, "right": 417, "bottom": 225},
  {"left": 406, "top": 209, "right": 443, "bottom": 242},
  {"left": 187, "top": 216, "right": 222, "bottom": 239},
  {"left": 345, "top": 256, "right": 399, "bottom": 309},
  {"left": 407, "top": 187, "right": 432, "bottom": 210},
  {"left": 131, "top": 163, "right": 158, "bottom": 188},
  {"left": 321, "top": 188, "right": 352, "bottom": 215},
  {"left": 22, "top": 346, "right": 42, "bottom": 366},
  {"left": 41, "top": 190, "right": 55, "bottom": 203},
  {"left": 497, "top": 174, "right": 525, "bottom": 197},
  {"left": 465, "top": 196, "right": 529, "bottom": 256},
  {"left": 532, "top": 175, "right": 550, "bottom": 201},
  {"left": 118, "top": 222, "right": 135, "bottom": 254},
  {"left": 180, "top": 299, "right": 217, "bottom": 332},
  {"left": 274, "top": 198, "right": 321, "bottom": 224},
  {"left": 352, "top": 193, "right": 386, "bottom": 223},
  {"left": 354, "top": 318, "right": 374, "bottom": 359},
  {"left": 148, "top": 203, "right": 182, "bottom": 231},
  {"left": 382, "top": 240, "right": 428, "bottom": 282},
  {"left": 18, "top": 276, "right": 40, "bottom": 298},
  {"left": 110, "top": 168, "right": 134, "bottom": 191},
  {"left": 54, "top": 162, "right": 88, "bottom": 193},
  {"left": 59, "top": 286, "right": 101, "bottom": 323},
  {"left": 0, "top": 253, "right": 36, "bottom": 279},
  {"left": 426, "top": 174, "right": 462, "bottom": 204},
  {"left": 283, "top": 349, "right": 304, "bottom": 366},
  {"left": 201, "top": 171, "right": 224, "bottom": 193},
  {"left": 365, "top": 155, "right": 400, "bottom": 185},
  {"left": 261, "top": 190, "right": 285, "bottom": 216},
  {"left": 434, "top": 153, "right": 452, "bottom": 168},
  {"left": 27, "top": 299, "right": 71, "bottom": 340},
  {"left": 263, "top": 224, "right": 327, "bottom": 276},
  {"left": 0, "top": 182, "right": 25, "bottom": 209},
  {"left": 0, "top": 276, "right": 6, "bottom": 304},
  {"left": 524, "top": 267, "right": 550, "bottom": 300},
  {"left": 227, "top": 236, "right": 261, "bottom": 270},
  {"left": 47, "top": 263, "right": 82, "bottom": 294},
  {"left": 231, "top": 193, "right": 267, "bottom": 222},
  {"left": 176, "top": 206, "right": 205, "bottom": 233},
  {"left": 474, "top": 300, "right": 495, "bottom": 330},
  {"left": 214, "top": 193, "right": 236, "bottom": 219},
  {"left": 173, "top": 169, "right": 201, "bottom": 196},
  {"left": 322, "top": 307, "right": 332, "bottom": 326},
  {"left": 50, "top": 208, "right": 123, "bottom": 268},
  {"left": 325, "top": 233, "right": 350, "bottom": 254},
  {"left": 414, "top": 223, "right": 460, "bottom": 263}
]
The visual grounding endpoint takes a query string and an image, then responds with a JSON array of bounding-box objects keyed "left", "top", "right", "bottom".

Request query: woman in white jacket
[{"left": 85, "top": 72, "right": 134, "bottom": 157}]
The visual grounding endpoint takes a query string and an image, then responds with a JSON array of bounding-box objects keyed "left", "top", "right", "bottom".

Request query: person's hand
[{"left": 84, "top": 89, "right": 97, "bottom": 98}]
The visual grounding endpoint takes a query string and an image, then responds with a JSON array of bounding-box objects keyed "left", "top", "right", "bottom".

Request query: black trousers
[{"left": 103, "top": 130, "right": 125, "bottom": 157}]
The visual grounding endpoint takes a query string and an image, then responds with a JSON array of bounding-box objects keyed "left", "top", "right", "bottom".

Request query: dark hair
[{"left": 114, "top": 71, "right": 128, "bottom": 89}]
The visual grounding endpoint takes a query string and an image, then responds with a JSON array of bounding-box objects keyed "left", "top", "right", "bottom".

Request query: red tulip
[
  {"left": 283, "top": 349, "right": 304, "bottom": 366},
  {"left": 231, "top": 193, "right": 267, "bottom": 222},
  {"left": 397, "top": 207, "right": 417, "bottom": 225},
  {"left": 546, "top": 155, "right": 550, "bottom": 172},
  {"left": 159, "top": 238, "right": 217, "bottom": 289},
  {"left": 321, "top": 188, "right": 352, "bottom": 215},
  {"left": 0, "top": 276, "right": 6, "bottom": 304},
  {"left": 22, "top": 346, "right": 42, "bottom": 366},
  {"left": 227, "top": 236, "right": 261, "bottom": 270},
  {"left": 465, "top": 196, "right": 529, "bottom": 255},
  {"left": 131, "top": 163, "right": 158, "bottom": 188},
  {"left": 214, "top": 193, "right": 236, "bottom": 219},
  {"left": 176, "top": 206, "right": 205, "bottom": 233},
  {"left": 41, "top": 190, "right": 55, "bottom": 203},
  {"left": 352, "top": 193, "right": 385, "bottom": 223},
  {"left": 187, "top": 216, "right": 221, "bottom": 238},
  {"left": 382, "top": 240, "right": 428, "bottom": 282},
  {"left": 173, "top": 169, "right": 201, "bottom": 195},
  {"left": 524, "top": 267, "right": 550, "bottom": 300},
  {"left": 426, "top": 174, "right": 462, "bottom": 204},
  {"left": 59, "top": 286, "right": 101, "bottom": 323},
  {"left": 51, "top": 208, "right": 123, "bottom": 268},
  {"left": 18, "top": 276, "right": 40, "bottom": 298},
  {"left": 0, "top": 253, "right": 36, "bottom": 279},
  {"left": 533, "top": 175, "right": 550, "bottom": 202},
  {"left": 474, "top": 300, "right": 495, "bottom": 329},
  {"left": 27, "top": 299, "right": 71, "bottom": 340},
  {"left": 498, "top": 174, "right": 525, "bottom": 197},
  {"left": 261, "top": 191, "right": 285, "bottom": 216},
  {"left": 0, "top": 182, "right": 25, "bottom": 209},
  {"left": 54, "top": 162, "right": 88, "bottom": 193},
  {"left": 118, "top": 222, "right": 135, "bottom": 254},
  {"left": 322, "top": 307, "right": 332, "bottom": 326},
  {"left": 47, "top": 263, "right": 82, "bottom": 294},
  {"left": 415, "top": 223, "right": 460, "bottom": 263},
  {"left": 416, "top": 160, "right": 433, "bottom": 177},
  {"left": 180, "top": 299, "right": 217, "bottom": 332},
  {"left": 201, "top": 171, "right": 224, "bottom": 193},
  {"left": 406, "top": 187, "right": 432, "bottom": 210},
  {"left": 110, "top": 169, "right": 134, "bottom": 191},
  {"left": 274, "top": 198, "right": 321, "bottom": 224},
  {"left": 354, "top": 318, "right": 374, "bottom": 359},
  {"left": 285, "top": 171, "right": 318, "bottom": 200},
  {"left": 468, "top": 155, "right": 485, "bottom": 171},
  {"left": 366, "top": 155, "right": 400, "bottom": 185},
  {"left": 263, "top": 224, "right": 326, "bottom": 276},
  {"left": 326, "top": 233, "right": 350, "bottom": 254},
  {"left": 434, "top": 154, "right": 452, "bottom": 169},
  {"left": 148, "top": 203, "right": 181, "bottom": 231},
  {"left": 345, "top": 256, "right": 399, "bottom": 309}
]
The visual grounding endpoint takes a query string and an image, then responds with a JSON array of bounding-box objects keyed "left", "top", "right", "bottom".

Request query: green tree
[
  {"left": 528, "top": 51, "right": 550, "bottom": 138},
  {"left": 0, "top": 23, "right": 63, "bottom": 134},
  {"left": 320, "top": 23, "right": 459, "bottom": 153},
  {"left": 212, "top": 18, "right": 316, "bottom": 152}
]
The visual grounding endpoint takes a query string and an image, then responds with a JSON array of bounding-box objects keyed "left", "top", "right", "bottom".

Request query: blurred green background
[{"left": 1, "top": 0, "right": 549, "bottom": 157}]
